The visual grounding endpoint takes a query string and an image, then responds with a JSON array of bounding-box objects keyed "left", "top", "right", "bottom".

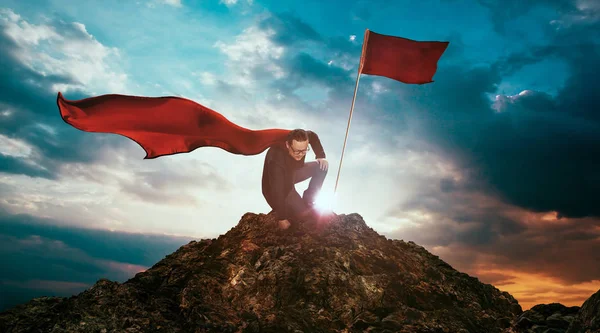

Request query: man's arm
[{"left": 307, "top": 130, "right": 326, "bottom": 159}]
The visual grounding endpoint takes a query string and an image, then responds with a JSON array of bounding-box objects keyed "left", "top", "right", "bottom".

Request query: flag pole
[
  {"left": 334, "top": 29, "right": 369, "bottom": 195},
  {"left": 333, "top": 71, "right": 361, "bottom": 195}
]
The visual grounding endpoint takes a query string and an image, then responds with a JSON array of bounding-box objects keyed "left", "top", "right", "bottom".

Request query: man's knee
[{"left": 313, "top": 163, "right": 328, "bottom": 175}]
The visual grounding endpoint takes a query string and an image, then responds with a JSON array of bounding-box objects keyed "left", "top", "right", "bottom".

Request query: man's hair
[{"left": 286, "top": 129, "right": 309, "bottom": 144}]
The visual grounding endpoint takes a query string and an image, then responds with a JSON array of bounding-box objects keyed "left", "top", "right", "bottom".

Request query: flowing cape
[{"left": 57, "top": 92, "right": 291, "bottom": 159}]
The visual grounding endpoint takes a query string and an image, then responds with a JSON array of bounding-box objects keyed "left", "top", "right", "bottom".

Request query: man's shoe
[{"left": 278, "top": 219, "right": 291, "bottom": 230}]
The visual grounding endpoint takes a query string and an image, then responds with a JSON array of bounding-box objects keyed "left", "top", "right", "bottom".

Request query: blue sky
[{"left": 0, "top": 0, "right": 599, "bottom": 311}]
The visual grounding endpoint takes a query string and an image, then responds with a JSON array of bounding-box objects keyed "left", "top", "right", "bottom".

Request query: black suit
[{"left": 261, "top": 131, "right": 327, "bottom": 220}]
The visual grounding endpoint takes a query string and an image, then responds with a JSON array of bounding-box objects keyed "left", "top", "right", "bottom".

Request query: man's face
[{"left": 286, "top": 139, "right": 309, "bottom": 161}]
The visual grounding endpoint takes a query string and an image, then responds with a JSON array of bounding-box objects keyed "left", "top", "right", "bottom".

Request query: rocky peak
[
  {"left": 567, "top": 289, "right": 600, "bottom": 333},
  {"left": 0, "top": 212, "right": 536, "bottom": 332},
  {"left": 510, "top": 303, "right": 580, "bottom": 333}
]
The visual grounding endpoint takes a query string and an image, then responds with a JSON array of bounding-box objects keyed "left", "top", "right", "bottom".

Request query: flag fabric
[
  {"left": 57, "top": 92, "right": 291, "bottom": 159},
  {"left": 359, "top": 29, "right": 449, "bottom": 84}
]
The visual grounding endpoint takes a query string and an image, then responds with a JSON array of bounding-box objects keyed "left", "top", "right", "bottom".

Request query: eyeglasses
[{"left": 290, "top": 146, "right": 310, "bottom": 155}]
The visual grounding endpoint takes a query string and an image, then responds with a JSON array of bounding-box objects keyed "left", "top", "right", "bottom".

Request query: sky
[{"left": 0, "top": 0, "right": 598, "bottom": 312}]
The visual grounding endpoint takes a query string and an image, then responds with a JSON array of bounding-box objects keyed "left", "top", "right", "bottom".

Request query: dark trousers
[{"left": 284, "top": 161, "right": 328, "bottom": 220}]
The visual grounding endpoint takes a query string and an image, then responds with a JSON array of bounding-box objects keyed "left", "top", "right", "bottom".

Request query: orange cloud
[{"left": 474, "top": 268, "right": 600, "bottom": 310}]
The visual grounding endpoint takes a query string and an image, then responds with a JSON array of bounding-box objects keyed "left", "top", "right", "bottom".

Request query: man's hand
[
  {"left": 278, "top": 219, "right": 291, "bottom": 230},
  {"left": 316, "top": 158, "right": 329, "bottom": 171}
]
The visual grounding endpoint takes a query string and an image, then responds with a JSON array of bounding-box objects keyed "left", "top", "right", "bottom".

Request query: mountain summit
[{"left": 1, "top": 212, "right": 593, "bottom": 332}]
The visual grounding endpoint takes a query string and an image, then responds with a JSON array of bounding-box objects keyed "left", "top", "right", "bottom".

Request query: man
[{"left": 262, "top": 129, "right": 330, "bottom": 229}]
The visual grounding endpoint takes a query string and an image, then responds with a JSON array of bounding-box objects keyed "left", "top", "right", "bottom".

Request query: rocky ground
[{"left": 0, "top": 212, "right": 598, "bottom": 332}]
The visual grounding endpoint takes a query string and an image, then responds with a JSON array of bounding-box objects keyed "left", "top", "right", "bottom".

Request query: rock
[
  {"left": 544, "top": 328, "right": 567, "bottom": 333},
  {"left": 497, "top": 316, "right": 512, "bottom": 328},
  {"left": 547, "top": 312, "right": 571, "bottom": 329},
  {"left": 532, "top": 325, "right": 549, "bottom": 333},
  {"left": 512, "top": 303, "right": 580, "bottom": 333},
  {"left": 0, "top": 212, "right": 523, "bottom": 332},
  {"left": 566, "top": 288, "right": 600, "bottom": 333},
  {"left": 516, "top": 316, "right": 535, "bottom": 329},
  {"left": 507, "top": 290, "right": 600, "bottom": 333}
]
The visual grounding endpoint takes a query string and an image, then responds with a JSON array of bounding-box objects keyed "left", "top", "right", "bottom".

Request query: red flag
[
  {"left": 359, "top": 29, "right": 449, "bottom": 84},
  {"left": 57, "top": 92, "right": 291, "bottom": 159}
]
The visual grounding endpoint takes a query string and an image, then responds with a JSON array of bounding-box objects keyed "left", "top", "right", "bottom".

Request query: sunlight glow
[{"left": 314, "top": 191, "right": 337, "bottom": 213}]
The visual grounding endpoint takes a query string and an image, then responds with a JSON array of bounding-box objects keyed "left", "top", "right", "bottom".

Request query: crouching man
[{"left": 262, "top": 129, "right": 332, "bottom": 229}]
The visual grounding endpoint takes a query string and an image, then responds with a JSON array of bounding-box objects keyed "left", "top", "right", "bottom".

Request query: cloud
[
  {"left": 212, "top": 12, "right": 362, "bottom": 125},
  {"left": 0, "top": 9, "right": 127, "bottom": 94},
  {"left": 160, "top": 0, "right": 183, "bottom": 7},
  {"left": 0, "top": 9, "right": 234, "bottom": 216},
  {"left": 0, "top": 210, "right": 193, "bottom": 311},
  {"left": 0, "top": 8, "right": 132, "bottom": 179},
  {"left": 257, "top": 12, "right": 322, "bottom": 46},
  {"left": 477, "top": 56, "right": 600, "bottom": 218},
  {"left": 211, "top": 6, "right": 599, "bottom": 229},
  {"left": 386, "top": 173, "right": 526, "bottom": 247},
  {"left": 366, "top": 5, "right": 599, "bottom": 289},
  {"left": 117, "top": 160, "right": 232, "bottom": 206},
  {"left": 214, "top": 11, "right": 359, "bottom": 89},
  {"left": 472, "top": 266, "right": 600, "bottom": 309},
  {"left": 471, "top": 0, "right": 599, "bottom": 42},
  {"left": 349, "top": 0, "right": 394, "bottom": 22},
  {"left": 0, "top": 147, "right": 236, "bottom": 237},
  {"left": 1, "top": 279, "right": 91, "bottom": 293},
  {"left": 219, "top": 0, "right": 253, "bottom": 8},
  {"left": 472, "top": 0, "right": 576, "bottom": 34},
  {"left": 0, "top": 153, "right": 54, "bottom": 179},
  {"left": 358, "top": 28, "right": 599, "bottom": 221},
  {"left": 436, "top": 6, "right": 599, "bottom": 221},
  {"left": 284, "top": 52, "right": 353, "bottom": 89},
  {"left": 212, "top": 16, "right": 347, "bottom": 127},
  {"left": 193, "top": 71, "right": 217, "bottom": 86},
  {"left": 215, "top": 25, "right": 286, "bottom": 87},
  {"left": 474, "top": 271, "right": 517, "bottom": 286},
  {"left": 555, "top": 0, "right": 600, "bottom": 29},
  {"left": 387, "top": 173, "right": 600, "bottom": 286}
]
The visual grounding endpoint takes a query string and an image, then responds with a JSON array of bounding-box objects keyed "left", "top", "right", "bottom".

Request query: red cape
[{"left": 57, "top": 92, "right": 291, "bottom": 159}]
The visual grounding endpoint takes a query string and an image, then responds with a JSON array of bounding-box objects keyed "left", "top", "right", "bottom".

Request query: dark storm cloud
[
  {"left": 259, "top": 11, "right": 363, "bottom": 58},
  {"left": 349, "top": 0, "right": 395, "bottom": 22},
  {"left": 0, "top": 30, "right": 77, "bottom": 121},
  {"left": 383, "top": 43, "right": 600, "bottom": 285},
  {"left": 388, "top": 181, "right": 527, "bottom": 248},
  {"left": 474, "top": 0, "right": 600, "bottom": 46},
  {"left": 325, "top": 34, "right": 362, "bottom": 57},
  {"left": 385, "top": 67, "right": 600, "bottom": 279},
  {"left": 470, "top": 37, "right": 600, "bottom": 218},
  {"left": 258, "top": 12, "right": 322, "bottom": 46},
  {"left": 371, "top": 41, "right": 600, "bottom": 220},
  {"left": 255, "top": 12, "right": 360, "bottom": 91},
  {"left": 284, "top": 52, "right": 353, "bottom": 89},
  {"left": 478, "top": 90, "right": 600, "bottom": 218},
  {"left": 487, "top": 218, "right": 600, "bottom": 284},
  {"left": 389, "top": 184, "right": 600, "bottom": 284},
  {"left": 0, "top": 210, "right": 193, "bottom": 311},
  {"left": 0, "top": 154, "right": 54, "bottom": 179},
  {"left": 473, "top": 0, "right": 576, "bottom": 34}
]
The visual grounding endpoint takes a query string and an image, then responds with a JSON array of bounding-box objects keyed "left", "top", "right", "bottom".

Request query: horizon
[{"left": 1, "top": 0, "right": 599, "bottom": 311}]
